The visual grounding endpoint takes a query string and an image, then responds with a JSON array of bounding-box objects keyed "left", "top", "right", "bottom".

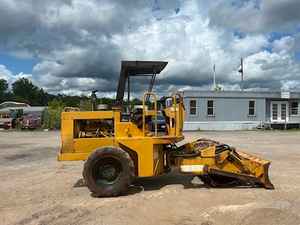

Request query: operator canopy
[{"left": 116, "top": 61, "right": 168, "bottom": 104}]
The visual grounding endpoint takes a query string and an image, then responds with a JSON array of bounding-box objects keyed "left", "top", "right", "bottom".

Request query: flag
[
  {"left": 238, "top": 65, "right": 243, "bottom": 73},
  {"left": 238, "top": 58, "right": 243, "bottom": 74}
]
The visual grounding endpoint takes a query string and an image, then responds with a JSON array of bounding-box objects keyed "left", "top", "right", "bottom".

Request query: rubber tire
[{"left": 83, "top": 147, "right": 134, "bottom": 197}]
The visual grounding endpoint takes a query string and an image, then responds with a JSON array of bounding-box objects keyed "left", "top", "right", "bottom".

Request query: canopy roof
[
  {"left": 116, "top": 61, "right": 168, "bottom": 104},
  {"left": 120, "top": 61, "right": 168, "bottom": 76}
]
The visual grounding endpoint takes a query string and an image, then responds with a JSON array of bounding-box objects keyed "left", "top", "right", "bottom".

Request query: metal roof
[
  {"left": 182, "top": 90, "right": 300, "bottom": 99},
  {"left": 0, "top": 106, "right": 46, "bottom": 113},
  {"left": 0, "top": 101, "right": 30, "bottom": 109}
]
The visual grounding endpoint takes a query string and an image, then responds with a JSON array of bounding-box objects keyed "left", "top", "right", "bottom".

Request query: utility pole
[{"left": 238, "top": 58, "right": 244, "bottom": 91}]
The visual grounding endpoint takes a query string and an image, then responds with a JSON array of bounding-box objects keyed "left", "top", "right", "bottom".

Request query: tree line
[
  {"left": 0, "top": 77, "right": 148, "bottom": 129},
  {"left": 0, "top": 77, "right": 115, "bottom": 107},
  {"left": 0, "top": 77, "right": 119, "bottom": 130}
]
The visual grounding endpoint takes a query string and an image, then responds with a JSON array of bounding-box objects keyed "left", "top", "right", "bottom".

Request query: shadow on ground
[
  {"left": 73, "top": 171, "right": 206, "bottom": 196},
  {"left": 73, "top": 171, "right": 264, "bottom": 198},
  {"left": 132, "top": 172, "right": 205, "bottom": 191}
]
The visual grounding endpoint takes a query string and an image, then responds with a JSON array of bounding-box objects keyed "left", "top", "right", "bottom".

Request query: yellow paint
[
  {"left": 58, "top": 92, "right": 273, "bottom": 188},
  {"left": 59, "top": 93, "right": 185, "bottom": 177}
]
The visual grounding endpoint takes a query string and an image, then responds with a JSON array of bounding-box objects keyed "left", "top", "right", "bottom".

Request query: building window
[
  {"left": 189, "top": 100, "right": 197, "bottom": 115},
  {"left": 207, "top": 100, "right": 214, "bottom": 116},
  {"left": 248, "top": 100, "right": 255, "bottom": 116},
  {"left": 291, "top": 102, "right": 299, "bottom": 115},
  {"left": 272, "top": 103, "right": 278, "bottom": 120}
]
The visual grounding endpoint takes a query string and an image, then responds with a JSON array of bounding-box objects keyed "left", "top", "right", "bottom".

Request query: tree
[
  {"left": 131, "top": 98, "right": 142, "bottom": 106},
  {"left": 37, "top": 88, "right": 49, "bottom": 105},
  {"left": 12, "top": 78, "right": 40, "bottom": 105},
  {"left": 8, "top": 77, "right": 117, "bottom": 108},
  {"left": 80, "top": 99, "right": 92, "bottom": 111},
  {"left": 97, "top": 97, "right": 114, "bottom": 105},
  {"left": 43, "top": 99, "right": 65, "bottom": 129},
  {"left": 59, "top": 94, "right": 82, "bottom": 107},
  {"left": 0, "top": 79, "right": 8, "bottom": 102}
]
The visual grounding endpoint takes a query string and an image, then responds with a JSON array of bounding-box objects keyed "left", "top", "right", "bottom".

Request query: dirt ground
[{"left": 0, "top": 130, "right": 300, "bottom": 225}]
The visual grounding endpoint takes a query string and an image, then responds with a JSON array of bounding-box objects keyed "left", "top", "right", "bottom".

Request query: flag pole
[
  {"left": 238, "top": 58, "right": 244, "bottom": 91},
  {"left": 241, "top": 58, "right": 244, "bottom": 91},
  {"left": 213, "top": 64, "right": 216, "bottom": 91}
]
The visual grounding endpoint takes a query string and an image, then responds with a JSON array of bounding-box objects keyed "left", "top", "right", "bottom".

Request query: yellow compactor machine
[{"left": 58, "top": 61, "right": 274, "bottom": 197}]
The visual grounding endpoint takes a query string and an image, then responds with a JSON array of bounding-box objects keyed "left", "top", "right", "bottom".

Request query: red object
[{"left": 21, "top": 114, "right": 41, "bottom": 129}]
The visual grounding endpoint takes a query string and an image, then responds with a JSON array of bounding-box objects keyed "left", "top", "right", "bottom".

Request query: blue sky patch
[
  {"left": 295, "top": 52, "right": 300, "bottom": 61},
  {"left": 0, "top": 53, "right": 38, "bottom": 74}
]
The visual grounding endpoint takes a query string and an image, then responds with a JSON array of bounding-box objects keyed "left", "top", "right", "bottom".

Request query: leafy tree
[
  {"left": 12, "top": 78, "right": 40, "bottom": 105},
  {"left": 80, "top": 99, "right": 92, "bottom": 111},
  {"left": 43, "top": 99, "right": 65, "bottom": 129},
  {"left": 37, "top": 88, "right": 51, "bottom": 105},
  {"left": 131, "top": 98, "right": 142, "bottom": 106},
  {"left": 7, "top": 77, "right": 118, "bottom": 109},
  {"left": 97, "top": 97, "right": 114, "bottom": 105},
  {"left": 58, "top": 94, "right": 83, "bottom": 107},
  {"left": 0, "top": 79, "right": 8, "bottom": 102}
]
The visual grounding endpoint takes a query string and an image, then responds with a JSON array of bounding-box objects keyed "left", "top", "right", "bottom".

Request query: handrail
[
  {"left": 172, "top": 92, "right": 184, "bottom": 136},
  {"left": 142, "top": 92, "right": 158, "bottom": 136},
  {"left": 172, "top": 94, "right": 177, "bottom": 136}
]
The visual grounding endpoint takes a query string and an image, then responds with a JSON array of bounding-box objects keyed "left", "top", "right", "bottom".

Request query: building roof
[
  {"left": 0, "top": 106, "right": 46, "bottom": 114},
  {"left": 0, "top": 101, "right": 30, "bottom": 109},
  {"left": 182, "top": 90, "right": 300, "bottom": 99}
]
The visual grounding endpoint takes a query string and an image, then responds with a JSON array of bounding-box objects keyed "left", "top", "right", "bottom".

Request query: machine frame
[
  {"left": 58, "top": 61, "right": 274, "bottom": 197},
  {"left": 58, "top": 92, "right": 185, "bottom": 177}
]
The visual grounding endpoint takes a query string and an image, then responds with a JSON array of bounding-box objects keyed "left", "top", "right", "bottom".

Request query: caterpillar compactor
[{"left": 58, "top": 61, "right": 274, "bottom": 197}]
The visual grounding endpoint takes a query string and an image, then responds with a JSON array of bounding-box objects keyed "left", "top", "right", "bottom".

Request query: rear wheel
[{"left": 83, "top": 147, "right": 134, "bottom": 197}]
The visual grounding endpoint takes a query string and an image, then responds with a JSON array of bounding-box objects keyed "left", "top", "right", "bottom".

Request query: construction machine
[{"left": 58, "top": 61, "right": 274, "bottom": 197}]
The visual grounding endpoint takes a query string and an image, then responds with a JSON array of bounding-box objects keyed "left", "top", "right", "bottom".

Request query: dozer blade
[
  {"left": 175, "top": 139, "right": 274, "bottom": 189},
  {"left": 233, "top": 151, "right": 274, "bottom": 189}
]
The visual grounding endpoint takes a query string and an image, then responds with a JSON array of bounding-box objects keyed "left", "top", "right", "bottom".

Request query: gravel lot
[{"left": 0, "top": 130, "right": 300, "bottom": 225}]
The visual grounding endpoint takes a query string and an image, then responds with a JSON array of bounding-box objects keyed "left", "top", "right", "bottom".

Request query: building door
[{"left": 271, "top": 101, "right": 289, "bottom": 122}]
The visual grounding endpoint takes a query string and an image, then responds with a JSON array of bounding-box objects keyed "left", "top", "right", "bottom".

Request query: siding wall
[
  {"left": 182, "top": 91, "right": 300, "bottom": 130},
  {"left": 184, "top": 97, "right": 265, "bottom": 130}
]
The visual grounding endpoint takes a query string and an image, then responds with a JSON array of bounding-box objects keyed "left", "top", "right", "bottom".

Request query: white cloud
[
  {"left": 0, "top": 64, "right": 32, "bottom": 86},
  {"left": 230, "top": 35, "right": 269, "bottom": 56},
  {"left": 0, "top": 65, "right": 13, "bottom": 81},
  {"left": 272, "top": 36, "right": 295, "bottom": 53},
  {"left": 209, "top": 0, "right": 300, "bottom": 33},
  {"left": 232, "top": 50, "right": 300, "bottom": 89}
]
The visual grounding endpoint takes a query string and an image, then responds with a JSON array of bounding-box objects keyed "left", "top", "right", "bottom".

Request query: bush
[{"left": 42, "top": 99, "right": 65, "bottom": 129}]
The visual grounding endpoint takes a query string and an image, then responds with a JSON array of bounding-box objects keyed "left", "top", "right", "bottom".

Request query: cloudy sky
[{"left": 0, "top": 0, "right": 300, "bottom": 97}]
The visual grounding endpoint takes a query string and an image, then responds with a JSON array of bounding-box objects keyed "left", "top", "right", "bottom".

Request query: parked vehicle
[
  {"left": 0, "top": 113, "right": 12, "bottom": 129},
  {"left": 21, "top": 114, "right": 41, "bottom": 129},
  {"left": 0, "top": 118, "right": 12, "bottom": 129}
]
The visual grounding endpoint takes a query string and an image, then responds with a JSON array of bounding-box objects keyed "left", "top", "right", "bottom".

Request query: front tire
[{"left": 83, "top": 147, "right": 134, "bottom": 197}]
